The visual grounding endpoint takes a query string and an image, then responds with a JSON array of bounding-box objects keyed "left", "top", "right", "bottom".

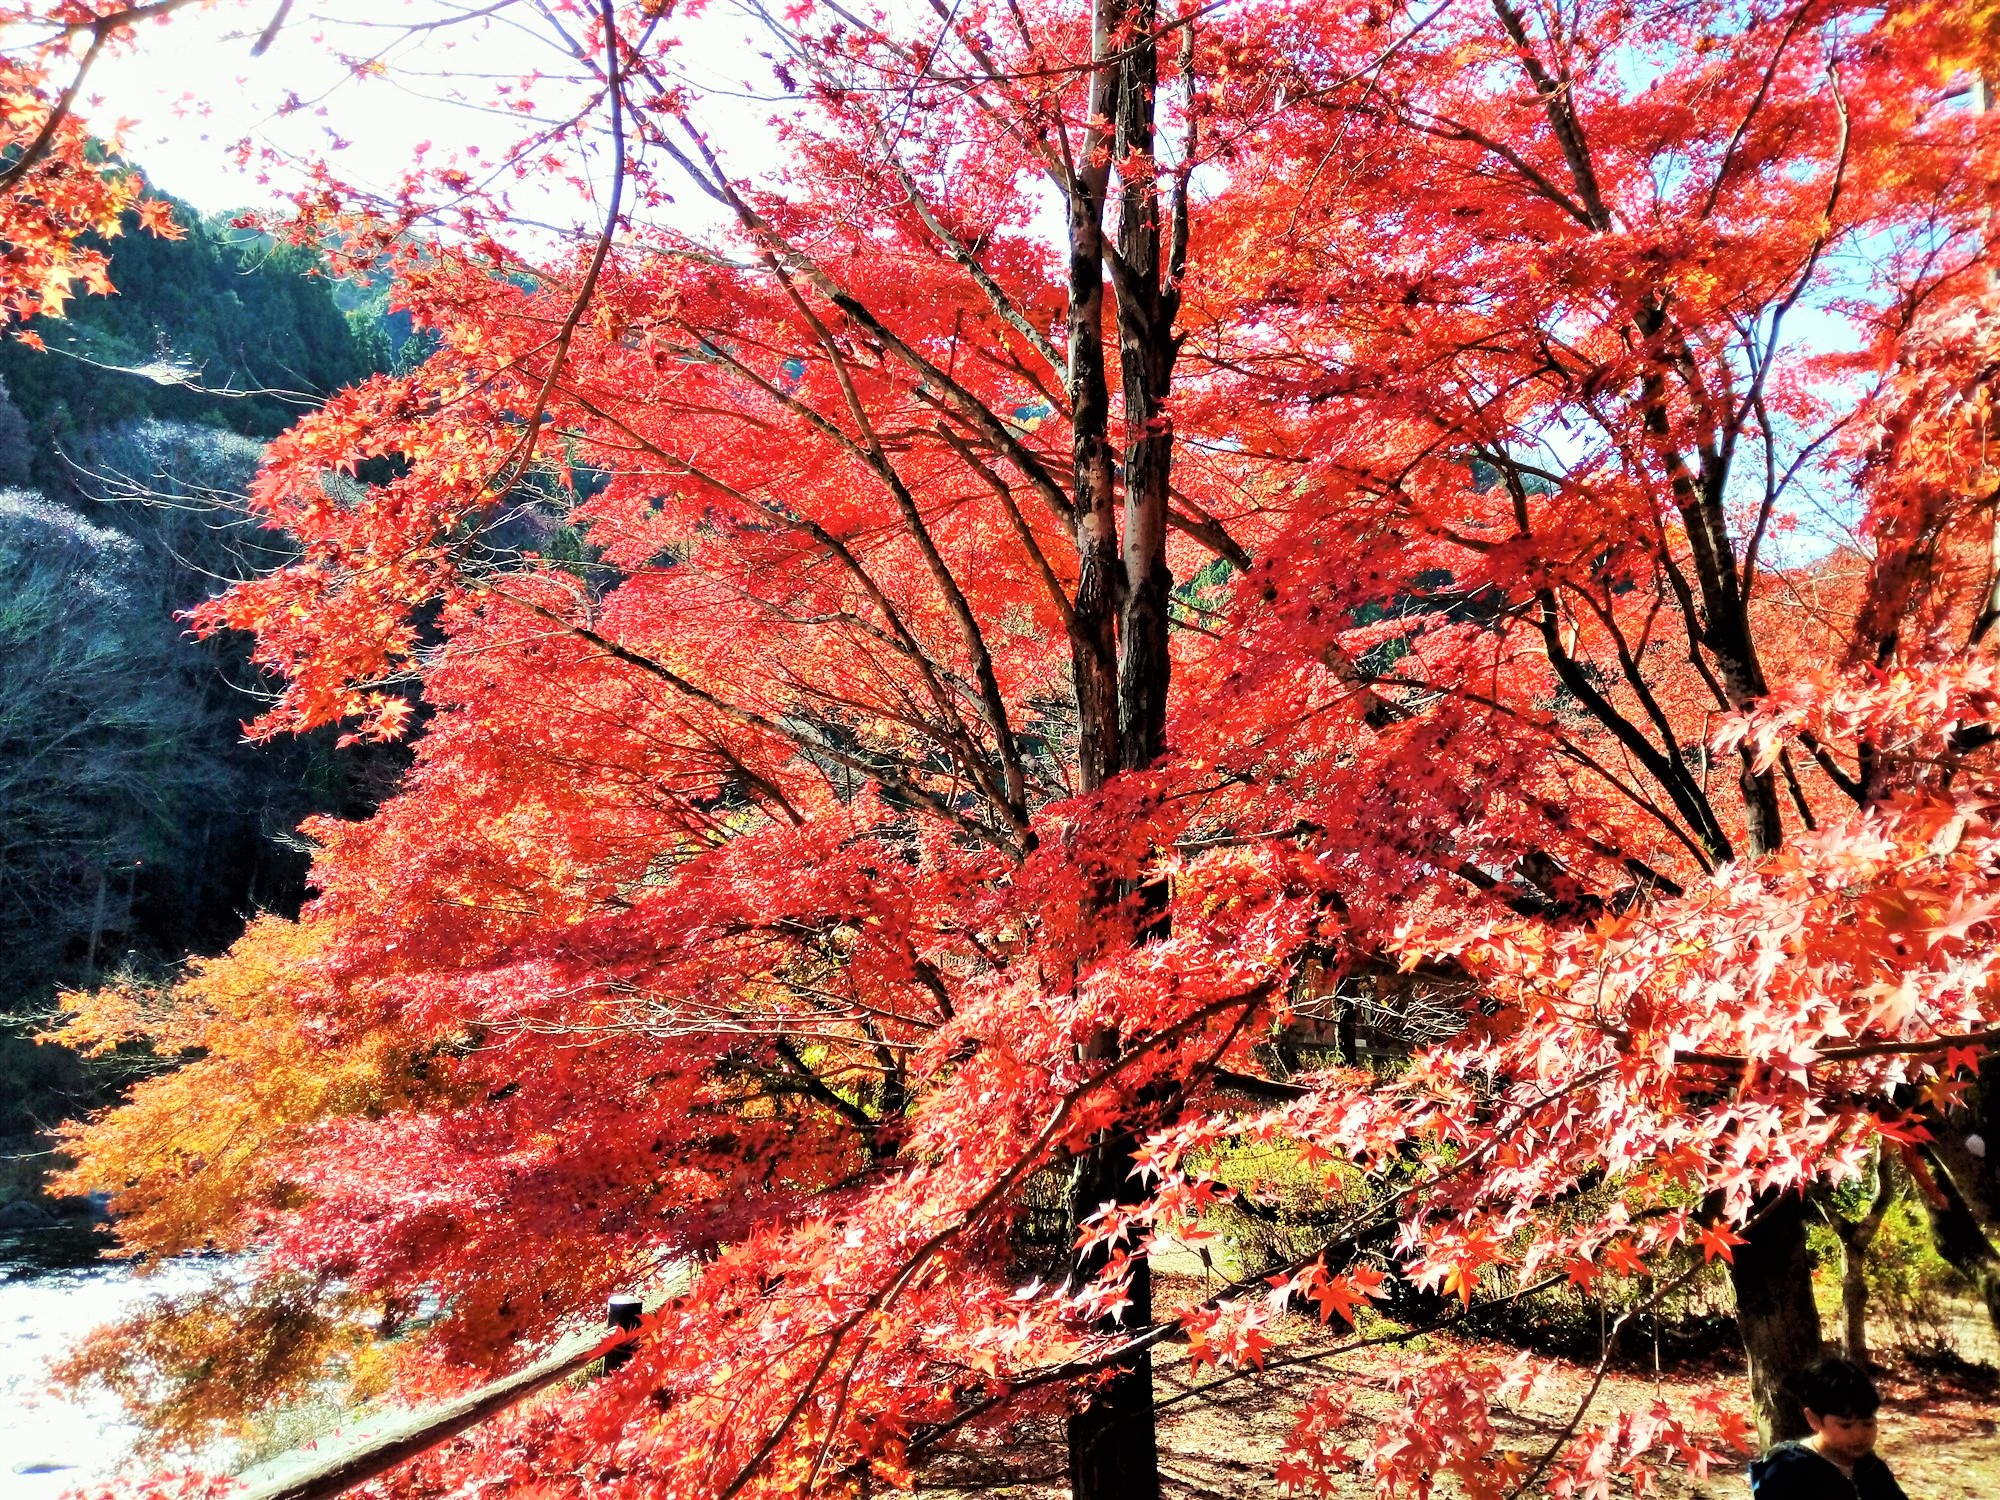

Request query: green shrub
[
  {"left": 1196, "top": 1134, "right": 1370, "bottom": 1279},
  {"left": 1864, "top": 1196, "right": 1969, "bottom": 1352}
]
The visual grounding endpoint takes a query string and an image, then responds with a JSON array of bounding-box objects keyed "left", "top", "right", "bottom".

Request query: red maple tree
[{"left": 27, "top": 0, "right": 2000, "bottom": 1496}]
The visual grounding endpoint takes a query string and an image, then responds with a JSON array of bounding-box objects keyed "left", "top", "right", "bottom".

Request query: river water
[
  {"left": 3, "top": 1235, "right": 649, "bottom": 1499},
  {"left": 1, "top": 1229, "right": 229, "bottom": 1500}
]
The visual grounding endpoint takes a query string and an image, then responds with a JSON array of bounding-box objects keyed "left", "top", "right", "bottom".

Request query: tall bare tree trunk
[
  {"left": 1061, "top": 1, "right": 1182, "bottom": 1495},
  {"left": 1108, "top": 0, "right": 1174, "bottom": 777},
  {"left": 84, "top": 866, "right": 108, "bottom": 981},
  {"left": 1064, "top": 0, "right": 1122, "bottom": 800}
]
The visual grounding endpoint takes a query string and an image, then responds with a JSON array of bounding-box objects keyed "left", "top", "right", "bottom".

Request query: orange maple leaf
[{"left": 136, "top": 198, "right": 186, "bottom": 240}]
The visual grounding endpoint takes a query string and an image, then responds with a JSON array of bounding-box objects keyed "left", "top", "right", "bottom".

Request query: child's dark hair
[{"left": 1795, "top": 1355, "right": 1881, "bottom": 1419}]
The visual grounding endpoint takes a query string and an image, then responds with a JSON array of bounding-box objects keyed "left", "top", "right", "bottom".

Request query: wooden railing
[{"left": 237, "top": 1298, "right": 643, "bottom": 1500}]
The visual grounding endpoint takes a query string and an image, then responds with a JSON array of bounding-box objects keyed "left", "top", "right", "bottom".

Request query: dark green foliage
[
  {"left": 2, "top": 422, "right": 412, "bottom": 985},
  {"left": 0, "top": 378, "right": 30, "bottom": 487},
  {"left": 331, "top": 271, "right": 426, "bottom": 372},
  {"left": 0, "top": 179, "right": 401, "bottom": 1217},
  {"left": 0, "top": 189, "right": 382, "bottom": 492},
  {"left": 0, "top": 1023, "right": 99, "bottom": 1142},
  {"left": 0, "top": 488, "right": 225, "bottom": 982}
]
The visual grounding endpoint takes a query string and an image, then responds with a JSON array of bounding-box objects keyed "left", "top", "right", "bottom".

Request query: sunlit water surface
[
  {"left": 3, "top": 1235, "right": 659, "bottom": 1500},
  {"left": 2, "top": 1231, "right": 229, "bottom": 1500}
]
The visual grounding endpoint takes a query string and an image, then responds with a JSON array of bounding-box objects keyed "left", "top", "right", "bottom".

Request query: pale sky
[
  {"left": 68, "top": 0, "right": 1881, "bottom": 569},
  {"left": 84, "top": 0, "right": 789, "bottom": 230}
]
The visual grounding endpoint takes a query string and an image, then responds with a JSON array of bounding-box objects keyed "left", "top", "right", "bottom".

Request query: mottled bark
[
  {"left": 1726, "top": 1192, "right": 1822, "bottom": 1445},
  {"left": 1063, "top": 0, "right": 1183, "bottom": 1495},
  {"left": 1065, "top": 0, "right": 1122, "bottom": 795},
  {"left": 1109, "top": 0, "right": 1174, "bottom": 773}
]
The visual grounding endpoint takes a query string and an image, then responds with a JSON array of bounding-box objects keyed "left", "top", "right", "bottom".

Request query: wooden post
[{"left": 605, "top": 1294, "right": 643, "bottom": 1372}]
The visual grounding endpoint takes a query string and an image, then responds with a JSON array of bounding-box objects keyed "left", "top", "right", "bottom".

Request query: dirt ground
[{"left": 921, "top": 1282, "right": 2000, "bottom": 1499}]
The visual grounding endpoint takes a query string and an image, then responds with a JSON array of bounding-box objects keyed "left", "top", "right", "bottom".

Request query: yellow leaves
[
  {"left": 1907, "top": 0, "right": 2000, "bottom": 79},
  {"left": 51, "top": 1273, "right": 375, "bottom": 1454},
  {"left": 53, "top": 915, "right": 420, "bottom": 1260},
  {"left": 37, "top": 269, "right": 69, "bottom": 319},
  {"left": 47, "top": 973, "right": 174, "bottom": 1057}
]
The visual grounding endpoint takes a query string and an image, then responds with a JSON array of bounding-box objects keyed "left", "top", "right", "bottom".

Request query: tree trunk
[
  {"left": 84, "top": 866, "right": 108, "bottom": 981},
  {"left": 1061, "top": 0, "right": 1180, "bottom": 1493},
  {"left": 1109, "top": 0, "right": 1173, "bottom": 777},
  {"left": 1066, "top": 1106, "right": 1162, "bottom": 1500},
  {"left": 1726, "top": 1191, "right": 1822, "bottom": 1446},
  {"left": 1915, "top": 1142, "right": 2000, "bottom": 1338},
  {"left": 1064, "top": 0, "right": 1122, "bottom": 799},
  {"left": 1824, "top": 1147, "right": 1896, "bottom": 1364},
  {"left": 1976, "top": 1051, "right": 2000, "bottom": 1220},
  {"left": 1840, "top": 1241, "right": 1868, "bottom": 1363}
]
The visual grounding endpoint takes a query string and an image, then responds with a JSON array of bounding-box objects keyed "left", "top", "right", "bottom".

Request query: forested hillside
[{"left": 0, "top": 186, "right": 395, "bottom": 1165}]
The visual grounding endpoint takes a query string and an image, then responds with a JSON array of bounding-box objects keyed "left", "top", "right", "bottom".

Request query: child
[{"left": 1748, "top": 1356, "right": 1908, "bottom": 1500}]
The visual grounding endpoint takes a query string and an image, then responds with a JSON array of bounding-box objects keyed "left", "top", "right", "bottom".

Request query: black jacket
[{"left": 1748, "top": 1441, "right": 1907, "bottom": 1500}]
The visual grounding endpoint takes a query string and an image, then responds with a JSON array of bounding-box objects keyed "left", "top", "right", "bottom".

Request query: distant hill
[
  {"left": 0, "top": 187, "right": 390, "bottom": 493},
  {"left": 0, "top": 180, "right": 402, "bottom": 1163}
]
